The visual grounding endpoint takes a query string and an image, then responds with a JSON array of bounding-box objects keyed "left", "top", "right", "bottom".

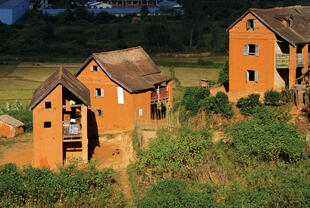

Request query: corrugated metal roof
[
  {"left": 0, "top": 115, "right": 24, "bottom": 127},
  {"left": 0, "top": 0, "right": 26, "bottom": 9}
]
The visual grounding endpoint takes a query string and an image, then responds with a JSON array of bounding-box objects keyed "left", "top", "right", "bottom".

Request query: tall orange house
[
  {"left": 30, "top": 66, "right": 91, "bottom": 168},
  {"left": 227, "top": 6, "right": 310, "bottom": 92},
  {"left": 75, "top": 46, "right": 172, "bottom": 134},
  {"left": 30, "top": 47, "right": 172, "bottom": 167}
]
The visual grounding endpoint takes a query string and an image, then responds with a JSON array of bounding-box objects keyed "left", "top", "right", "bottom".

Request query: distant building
[
  {"left": 86, "top": 1, "right": 112, "bottom": 9},
  {"left": 103, "top": 0, "right": 159, "bottom": 8},
  {"left": 40, "top": 7, "right": 160, "bottom": 17},
  {"left": 0, "top": 0, "right": 29, "bottom": 25},
  {"left": 0, "top": 115, "right": 24, "bottom": 138},
  {"left": 156, "top": 0, "right": 181, "bottom": 9}
]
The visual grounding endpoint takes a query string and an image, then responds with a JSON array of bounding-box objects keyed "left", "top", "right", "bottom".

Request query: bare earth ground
[{"left": 0, "top": 132, "right": 136, "bottom": 200}]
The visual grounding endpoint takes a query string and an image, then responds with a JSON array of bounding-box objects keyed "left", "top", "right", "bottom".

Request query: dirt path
[{"left": 91, "top": 133, "right": 136, "bottom": 202}]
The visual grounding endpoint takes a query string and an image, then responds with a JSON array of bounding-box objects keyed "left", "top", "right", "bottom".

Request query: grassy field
[{"left": 0, "top": 55, "right": 226, "bottom": 107}]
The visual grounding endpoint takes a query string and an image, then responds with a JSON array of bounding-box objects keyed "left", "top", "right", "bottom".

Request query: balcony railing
[
  {"left": 276, "top": 53, "right": 290, "bottom": 68},
  {"left": 297, "top": 53, "right": 304, "bottom": 66},
  {"left": 63, "top": 124, "right": 82, "bottom": 138},
  {"left": 151, "top": 87, "right": 169, "bottom": 103}
]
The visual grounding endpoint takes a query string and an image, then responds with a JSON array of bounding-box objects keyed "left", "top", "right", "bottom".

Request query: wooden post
[
  {"left": 289, "top": 44, "right": 297, "bottom": 88},
  {"left": 81, "top": 105, "right": 88, "bottom": 163}
]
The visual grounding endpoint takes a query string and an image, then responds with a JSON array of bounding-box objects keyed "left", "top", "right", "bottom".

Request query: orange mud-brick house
[
  {"left": 30, "top": 66, "right": 91, "bottom": 168},
  {"left": 75, "top": 46, "right": 173, "bottom": 134},
  {"left": 0, "top": 115, "right": 24, "bottom": 138},
  {"left": 227, "top": 6, "right": 310, "bottom": 92}
]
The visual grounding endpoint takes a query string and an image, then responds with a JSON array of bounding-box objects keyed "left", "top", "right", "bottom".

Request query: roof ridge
[{"left": 93, "top": 46, "right": 142, "bottom": 56}]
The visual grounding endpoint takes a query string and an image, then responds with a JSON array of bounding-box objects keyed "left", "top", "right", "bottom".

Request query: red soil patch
[{"left": 0, "top": 135, "right": 33, "bottom": 167}]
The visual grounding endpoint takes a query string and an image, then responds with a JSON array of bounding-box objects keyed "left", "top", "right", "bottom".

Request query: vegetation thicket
[
  {"left": 0, "top": 163, "right": 126, "bottom": 207},
  {"left": 180, "top": 87, "right": 232, "bottom": 118}
]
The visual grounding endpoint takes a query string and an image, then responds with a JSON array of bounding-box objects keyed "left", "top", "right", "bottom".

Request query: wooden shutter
[
  {"left": 246, "top": 20, "right": 250, "bottom": 30},
  {"left": 255, "top": 45, "right": 259, "bottom": 56},
  {"left": 117, "top": 87, "right": 124, "bottom": 104},
  {"left": 101, "top": 89, "right": 104, "bottom": 97},
  {"left": 91, "top": 66, "right": 93, "bottom": 71},
  {"left": 95, "top": 89, "right": 98, "bottom": 96},
  {"left": 254, "top": 71, "right": 258, "bottom": 82},
  {"left": 253, "top": 19, "right": 256, "bottom": 29},
  {"left": 246, "top": 70, "right": 249, "bottom": 82},
  {"left": 243, "top": 44, "right": 248, "bottom": 55}
]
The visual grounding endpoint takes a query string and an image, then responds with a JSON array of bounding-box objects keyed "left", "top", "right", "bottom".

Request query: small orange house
[
  {"left": 30, "top": 66, "right": 90, "bottom": 168},
  {"left": 75, "top": 46, "right": 173, "bottom": 134},
  {"left": 227, "top": 6, "right": 310, "bottom": 92},
  {"left": 0, "top": 115, "right": 24, "bottom": 138}
]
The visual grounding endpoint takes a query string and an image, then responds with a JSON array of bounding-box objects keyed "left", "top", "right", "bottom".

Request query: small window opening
[
  {"left": 91, "top": 65, "right": 98, "bottom": 72},
  {"left": 97, "top": 109, "right": 104, "bottom": 117},
  {"left": 248, "top": 44, "right": 256, "bottom": 55},
  {"left": 246, "top": 19, "right": 256, "bottom": 30},
  {"left": 95, "top": 88, "right": 104, "bottom": 97},
  {"left": 246, "top": 70, "right": 258, "bottom": 82},
  {"left": 44, "top": 122, "right": 51, "bottom": 128},
  {"left": 45, "top": 101, "right": 51, "bottom": 109},
  {"left": 139, "top": 109, "right": 143, "bottom": 117}
]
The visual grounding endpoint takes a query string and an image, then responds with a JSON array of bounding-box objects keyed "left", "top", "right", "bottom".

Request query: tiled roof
[
  {"left": 30, "top": 65, "right": 91, "bottom": 110},
  {"left": 0, "top": 114, "right": 24, "bottom": 127},
  {"left": 76, "top": 46, "right": 171, "bottom": 93},
  {"left": 227, "top": 6, "right": 310, "bottom": 45}
]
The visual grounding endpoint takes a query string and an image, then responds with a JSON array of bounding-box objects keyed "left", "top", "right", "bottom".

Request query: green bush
[
  {"left": 236, "top": 93, "right": 261, "bottom": 115},
  {"left": 280, "top": 88, "right": 292, "bottom": 103},
  {"left": 218, "top": 61, "right": 229, "bottom": 86},
  {"left": 136, "top": 128, "right": 212, "bottom": 180},
  {"left": 137, "top": 180, "right": 217, "bottom": 208},
  {"left": 0, "top": 163, "right": 126, "bottom": 207},
  {"left": 200, "top": 92, "right": 233, "bottom": 118},
  {"left": 264, "top": 90, "right": 282, "bottom": 106},
  {"left": 181, "top": 87, "right": 210, "bottom": 115},
  {"left": 226, "top": 106, "right": 305, "bottom": 163}
]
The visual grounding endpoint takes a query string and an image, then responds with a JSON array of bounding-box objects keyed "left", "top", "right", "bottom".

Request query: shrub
[
  {"left": 137, "top": 180, "right": 217, "bottom": 208},
  {"left": 280, "top": 88, "right": 292, "bottom": 103},
  {"left": 226, "top": 106, "right": 305, "bottom": 163},
  {"left": 136, "top": 128, "right": 212, "bottom": 180},
  {"left": 200, "top": 92, "right": 233, "bottom": 118},
  {"left": 264, "top": 90, "right": 282, "bottom": 106},
  {"left": 181, "top": 87, "right": 210, "bottom": 115},
  {"left": 236, "top": 93, "right": 261, "bottom": 115},
  {"left": 0, "top": 163, "right": 125, "bottom": 207},
  {"left": 218, "top": 61, "right": 229, "bottom": 86}
]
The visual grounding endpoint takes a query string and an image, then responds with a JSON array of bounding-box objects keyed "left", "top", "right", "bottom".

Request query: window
[
  {"left": 45, "top": 101, "right": 51, "bottom": 109},
  {"left": 91, "top": 65, "right": 98, "bottom": 72},
  {"left": 97, "top": 109, "right": 104, "bottom": 117},
  {"left": 117, "top": 87, "right": 124, "bottom": 104},
  {"left": 95, "top": 88, "right": 104, "bottom": 97},
  {"left": 246, "top": 70, "right": 258, "bottom": 82},
  {"left": 243, "top": 44, "right": 259, "bottom": 56},
  {"left": 139, "top": 109, "right": 143, "bottom": 117},
  {"left": 246, "top": 19, "right": 256, "bottom": 30},
  {"left": 44, "top": 122, "right": 51, "bottom": 128}
]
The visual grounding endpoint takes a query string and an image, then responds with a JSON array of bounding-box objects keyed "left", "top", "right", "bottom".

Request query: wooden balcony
[
  {"left": 151, "top": 87, "right": 169, "bottom": 103},
  {"left": 63, "top": 124, "right": 82, "bottom": 140},
  {"left": 276, "top": 53, "right": 289, "bottom": 68}
]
